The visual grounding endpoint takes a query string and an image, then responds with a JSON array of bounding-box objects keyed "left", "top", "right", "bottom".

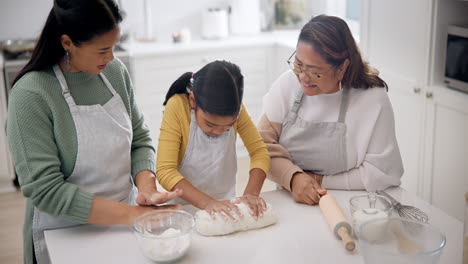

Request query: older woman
[{"left": 258, "top": 15, "right": 404, "bottom": 205}]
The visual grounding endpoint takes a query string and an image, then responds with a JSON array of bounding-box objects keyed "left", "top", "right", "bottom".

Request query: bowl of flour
[
  {"left": 349, "top": 193, "right": 393, "bottom": 238},
  {"left": 132, "top": 210, "right": 195, "bottom": 263}
]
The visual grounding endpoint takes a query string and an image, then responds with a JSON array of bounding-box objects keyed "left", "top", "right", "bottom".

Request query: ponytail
[
  {"left": 163, "top": 72, "right": 192, "bottom": 106},
  {"left": 163, "top": 61, "right": 243, "bottom": 116}
]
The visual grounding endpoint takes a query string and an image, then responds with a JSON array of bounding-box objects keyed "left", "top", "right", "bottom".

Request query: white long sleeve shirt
[{"left": 262, "top": 70, "right": 404, "bottom": 191}]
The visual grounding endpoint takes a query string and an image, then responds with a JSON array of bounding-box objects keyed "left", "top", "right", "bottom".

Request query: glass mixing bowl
[
  {"left": 132, "top": 210, "right": 195, "bottom": 263},
  {"left": 358, "top": 217, "right": 446, "bottom": 264}
]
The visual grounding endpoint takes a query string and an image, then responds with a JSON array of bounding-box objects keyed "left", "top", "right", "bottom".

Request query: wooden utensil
[{"left": 319, "top": 194, "right": 356, "bottom": 252}]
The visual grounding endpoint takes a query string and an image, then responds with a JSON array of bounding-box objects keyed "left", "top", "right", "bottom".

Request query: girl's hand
[
  {"left": 204, "top": 200, "right": 242, "bottom": 221},
  {"left": 232, "top": 195, "right": 267, "bottom": 220}
]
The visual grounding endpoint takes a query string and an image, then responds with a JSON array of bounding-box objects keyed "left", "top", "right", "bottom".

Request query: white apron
[
  {"left": 171, "top": 111, "right": 237, "bottom": 205},
  {"left": 279, "top": 88, "right": 350, "bottom": 176},
  {"left": 32, "top": 65, "right": 138, "bottom": 264}
]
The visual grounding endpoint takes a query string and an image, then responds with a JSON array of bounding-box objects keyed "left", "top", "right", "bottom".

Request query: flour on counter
[{"left": 139, "top": 228, "right": 191, "bottom": 262}]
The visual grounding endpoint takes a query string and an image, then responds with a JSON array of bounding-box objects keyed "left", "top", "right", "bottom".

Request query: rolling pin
[{"left": 319, "top": 194, "right": 356, "bottom": 252}]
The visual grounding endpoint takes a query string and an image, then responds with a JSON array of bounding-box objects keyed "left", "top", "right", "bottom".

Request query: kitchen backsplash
[{"left": 0, "top": 0, "right": 231, "bottom": 42}]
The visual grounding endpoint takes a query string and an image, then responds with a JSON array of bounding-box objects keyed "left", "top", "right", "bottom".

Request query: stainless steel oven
[{"left": 3, "top": 46, "right": 131, "bottom": 102}]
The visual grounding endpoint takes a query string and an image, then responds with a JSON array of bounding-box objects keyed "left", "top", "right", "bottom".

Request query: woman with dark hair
[
  {"left": 157, "top": 60, "right": 271, "bottom": 220},
  {"left": 7, "top": 1, "right": 181, "bottom": 263},
  {"left": 258, "top": 15, "right": 404, "bottom": 205}
]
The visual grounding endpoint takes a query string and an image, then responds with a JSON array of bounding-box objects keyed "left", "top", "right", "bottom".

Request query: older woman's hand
[{"left": 290, "top": 172, "right": 327, "bottom": 205}]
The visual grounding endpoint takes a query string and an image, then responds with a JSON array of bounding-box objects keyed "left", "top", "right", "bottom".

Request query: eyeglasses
[{"left": 287, "top": 51, "right": 332, "bottom": 80}]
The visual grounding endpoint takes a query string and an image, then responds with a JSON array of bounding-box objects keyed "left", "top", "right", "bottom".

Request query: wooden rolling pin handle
[{"left": 337, "top": 226, "right": 356, "bottom": 252}]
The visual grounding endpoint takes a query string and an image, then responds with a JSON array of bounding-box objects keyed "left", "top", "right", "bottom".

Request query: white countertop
[
  {"left": 123, "top": 30, "right": 299, "bottom": 57},
  {"left": 44, "top": 188, "right": 463, "bottom": 264}
]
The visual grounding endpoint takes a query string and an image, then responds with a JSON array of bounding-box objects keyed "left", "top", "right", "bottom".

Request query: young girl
[{"left": 157, "top": 60, "right": 271, "bottom": 220}]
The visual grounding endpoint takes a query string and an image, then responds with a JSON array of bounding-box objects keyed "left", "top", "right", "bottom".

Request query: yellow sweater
[{"left": 156, "top": 94, "right": 270, "bottom": 191}]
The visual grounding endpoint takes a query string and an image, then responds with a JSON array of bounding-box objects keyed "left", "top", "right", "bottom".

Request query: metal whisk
[{"left": 377, "top": 190, "right": 429, "bottom": 223}]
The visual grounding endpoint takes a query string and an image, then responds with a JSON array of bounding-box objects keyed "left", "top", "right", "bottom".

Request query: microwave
[{"left": 444, "top": 25, "right": 468, "bottom": 93}]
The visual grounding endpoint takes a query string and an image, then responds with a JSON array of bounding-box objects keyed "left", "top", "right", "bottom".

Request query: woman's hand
[
  {"left": 290, "top": 172, "right": 327, "bottom": 205},
  {"left": 136, "top": 189, "right": 183, "bottom": 206},
  {"left": 88, "top": 197, "right": 182, "bottom": 227},
  {"left": 232, "top": 194, "right": 267, "bottom": 220},
  {"left": 134, "top": 170, "right": 183, "bottom": 206},
  {"left": 127, "top": 203, "right": 182, "bottom": 226},
  {"left": 305, "top": 171, "right": 324, "bottom": 186},
  {"left": 204, "top": 200, "right": 242, "bottom": 221}
]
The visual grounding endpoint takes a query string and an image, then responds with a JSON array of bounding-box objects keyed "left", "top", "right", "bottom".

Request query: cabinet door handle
[
  {"left": 426, "top": 92, "right": 433, "bottom": 98},
  {"left": 413, "top": 87, "right": 421, "bottom": 94}
]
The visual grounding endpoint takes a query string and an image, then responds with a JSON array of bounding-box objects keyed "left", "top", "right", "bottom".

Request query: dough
[{"left": 195, "top": 202, "right": 277, "bottom": 236}]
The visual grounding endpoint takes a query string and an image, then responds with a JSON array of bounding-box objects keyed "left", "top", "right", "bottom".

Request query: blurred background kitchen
[{"left": 0, "top": 0, "right": 467, "bottom": 263}]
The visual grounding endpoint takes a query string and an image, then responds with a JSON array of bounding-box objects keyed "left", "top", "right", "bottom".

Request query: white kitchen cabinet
[
  {"left": 423, "top": 87, "right": 468, "bottom": 221},
  {"left": 131, "top": 45, "right": 273, "bottom": 157},
  {"left": 382, "top": 72, "right": 426, "bottom": 196},
  {"left": 366, "top": 0, "right": 433, "bottom": 196},
  {"left": 365, "top": 0, "right": 468, "bottom": 221}
]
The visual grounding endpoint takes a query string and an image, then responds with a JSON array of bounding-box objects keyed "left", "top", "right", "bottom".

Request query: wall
[
  {"left": 0, "top": 0, "right": 227, "bottom": 42},
  {"left": 121, "top": 0, "right": 227, "bottom": 43},
  {"left": 0, "top": 0, "right": 52, "bottom": 40},
  {"left": 0, "top": 0, "right": 358, "bottom": 43}
]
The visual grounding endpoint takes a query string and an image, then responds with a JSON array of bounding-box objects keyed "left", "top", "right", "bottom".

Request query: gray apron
[
  {"left": 278, "top": 88, "right": 350, "bottom": 176},
  {"left": 31, "top": 65, "right": 138, "bottom": 264},
  {"left": 171, "top": 111, "right": 237, "bottom": 205}
]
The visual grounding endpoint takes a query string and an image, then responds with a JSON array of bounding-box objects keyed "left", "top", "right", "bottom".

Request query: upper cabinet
[
  {"left": 366, "top": 0, "right": 432, "bottom": 85},
  {"left": 365, "top": 0, "right": 468, "bottom": 221}
]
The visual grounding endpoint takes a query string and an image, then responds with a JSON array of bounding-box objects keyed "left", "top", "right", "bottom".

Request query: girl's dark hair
[
  {"left": 299, "top": 15, "right": 387, "bottom": 89},
  {"left": 12, "top": 0, "right": 123, "bottom": 86},
  {"left": 163, "top": 60, "right": 244, "bottom": 116}
]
